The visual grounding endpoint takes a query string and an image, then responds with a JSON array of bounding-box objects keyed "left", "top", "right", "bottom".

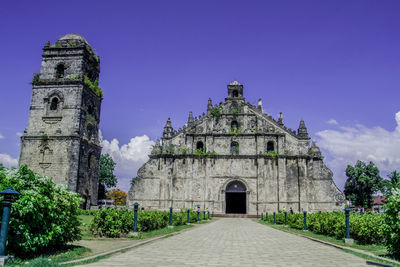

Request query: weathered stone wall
[
  {"left": 128, "top": 81, "right": 345, "bottom": 214},
  {"left": 19, "top": 34, "right": 102, "bottom": 209}
]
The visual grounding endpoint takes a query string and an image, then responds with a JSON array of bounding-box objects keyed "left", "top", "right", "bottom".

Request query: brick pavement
[{"left": 78, "top": 218, "right": 368, "bottom": 266}]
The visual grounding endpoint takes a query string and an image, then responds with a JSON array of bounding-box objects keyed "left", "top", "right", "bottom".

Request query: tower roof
[{"left": 58, "top": 33, "right": 89, "bottom": 45}]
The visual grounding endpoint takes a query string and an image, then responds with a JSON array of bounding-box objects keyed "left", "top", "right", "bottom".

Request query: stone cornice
[{"left": 149, "top": 154, "right": 322, "bottom": 160}]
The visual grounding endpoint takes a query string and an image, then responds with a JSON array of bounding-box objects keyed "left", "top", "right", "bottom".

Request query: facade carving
[{"left": 128, "top": 81, "right": 345, "bottom": 214}]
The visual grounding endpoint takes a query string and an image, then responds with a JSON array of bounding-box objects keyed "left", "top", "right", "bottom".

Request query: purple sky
[{"left": 1, "top": 0, "right": 400, "bottom": 192}]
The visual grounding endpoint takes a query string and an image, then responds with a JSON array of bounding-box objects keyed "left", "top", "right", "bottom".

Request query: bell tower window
[
  {"left": 267, "top": 141, "right": 274, "bottom": 152},
  {"left": 231, "top": 120, "right": 239, "bottom": 130},
  {"left": 232, "top": 90, "right": 238, "bottom": 97},
  {"left": 50, "top": 97, "right": 59, "bottom": 111},
  {"left": 231, "top": 141, "right": 239, "bottom": 155},
  {"left": 196, "top": 141, "right": 204, "bottom": 152},
  {"left": 56, "top": 64, "right": 65, "bottom": 78}
]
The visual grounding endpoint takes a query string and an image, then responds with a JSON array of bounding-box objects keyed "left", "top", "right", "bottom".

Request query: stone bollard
[
  {"left": 273, "top": 212, "right": 276, "bottom": 224},
  {"left": 168, "top": 206, "right": 174, "bottom": 228},
  {"left": 343, "top": 208, "right": 353, "bottom": 244},
  {"left": 0, "top": 187, "right": 20, "bottom": 265},
  {"left": 284, "top": 211, "right": 287, "bottom": 226},
  {"left": 303, "top": 211, "right": 307, "bottom": 231},
  {"left": 187, "top": 209, "right": 190, "bottom": 224}
]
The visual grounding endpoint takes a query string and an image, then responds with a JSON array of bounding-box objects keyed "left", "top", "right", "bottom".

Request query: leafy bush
[
  {"left": 90, "top": 208, "right": 206, "bottom": 237},
  {"left": 383, "top": 188, "right": 400, "bottom": 259},
  {"left": 0, "top": 165, "right": 82, "bottom": 257},
  {"left": 266, "top": 210, "right": 385, "bottom": 245}
]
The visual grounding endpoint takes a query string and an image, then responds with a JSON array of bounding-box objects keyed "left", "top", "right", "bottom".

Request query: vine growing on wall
[{"left": 84, "top": 75, "right": 103, "bottom": 98}]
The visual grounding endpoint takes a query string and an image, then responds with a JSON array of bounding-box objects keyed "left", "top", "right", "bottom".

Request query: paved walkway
[{"left": 78, "top": 218, "right": 368, "bottom": 266}]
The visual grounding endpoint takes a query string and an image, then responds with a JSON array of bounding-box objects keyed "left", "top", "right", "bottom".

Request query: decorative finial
[
  {"left": 297, "top": 119, "right": 309, "bottom": 139},
  {"left": 188, "top": 111, "right": 194, "bottom": 124},
  {"left": 207, "top": 98, "right": 213, "bottom": 114},
  {"left": 257, "top": 98, "right": 263, "bottom": 112},
  {"left": 278, "top": 112, "right": 284, "bottom": 126}
]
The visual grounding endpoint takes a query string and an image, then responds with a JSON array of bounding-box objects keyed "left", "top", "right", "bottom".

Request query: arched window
[
  {"left": 50, "top": 97, "right": 59, "bottom": 111},
  {"left": 267, "top": 141, "right": 274, "bottom": 152},
  {"left": 196, "top": 141, "right": 204, "bottom": 152},
  {"left": 87, "top": 124, "right": 94, "bottom": 139},
  {"left": 231, "top": 141, "right": 239, "bottom": 155},
  {"left": 232, "top": 90, "right": 238, "bottom": 97},
  {"left": 56, "top": 64, "right": 65, "bottom": 78},
  {"left": 88, "top": 104, "right": 94, "bottom": 115},
  {"left": 231, "top": 120, "right": 239, "bottom": 130}
]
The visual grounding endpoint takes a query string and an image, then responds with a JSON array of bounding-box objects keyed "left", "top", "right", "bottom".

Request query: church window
[
  {"left": 196, "top": 141, "right": 204, "bottom": 152},
  {"left": 231, "top": 120, "right": 239, "bottom": 130},
  {"left": 56, "top": 64, "right": 65, "bottom": 78},
  {"left": 231, "top": 141, "right": 239, "bottom": 155},
  {"left": 267, "top": 141, "right": 274, "bottom": 152},
  {"left": 50, "top": 97, "right": 59, "bottom": 111},
  {"left": 88, "top": 104, "right": 94, "bottom": 115},
  {"left": 232, "top": 90, "right": 238, "bottom": 97}
]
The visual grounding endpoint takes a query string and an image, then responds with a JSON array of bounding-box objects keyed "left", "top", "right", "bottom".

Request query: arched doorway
[{"left": 225, "top": 180, "right": 246, "bottom": 214}]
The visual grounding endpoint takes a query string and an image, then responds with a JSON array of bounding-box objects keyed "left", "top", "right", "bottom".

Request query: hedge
[
  {"left": 90, "top": 208, "right": 208, "bottom": 237},
  {"left": 265, "top": 211, "right": 385, "bottom": 245}
]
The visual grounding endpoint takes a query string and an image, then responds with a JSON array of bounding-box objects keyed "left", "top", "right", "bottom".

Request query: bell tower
[{"left": 19, "top": 33, "right": 103, "bottom": 209}]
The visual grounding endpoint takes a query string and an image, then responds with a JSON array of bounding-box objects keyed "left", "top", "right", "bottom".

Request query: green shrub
[
  {"left": 0, "top": 165, "right": 82, "bottom": 257},
  {"left": 265, "top": 210, "right": 385, "bottom": 245},
  {"left": 90, "top": 209, "right": 206, "bottom": 237},
  {"left": 383, "top": 188, "right": 400, "bottom": 259}
]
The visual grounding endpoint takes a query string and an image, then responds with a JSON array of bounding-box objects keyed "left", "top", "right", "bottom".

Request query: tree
[
  {"left": 106, "top": 188, "right": 127, "bottom": 205},
  {"left": 344, "top": 160, "right": 384, "bottom": 209},
  {"left": 98, "top": 154, "right": 117, "bottom": 199},
  {"left": 383, "top": 188, "right": 400, "bottom": 259}
]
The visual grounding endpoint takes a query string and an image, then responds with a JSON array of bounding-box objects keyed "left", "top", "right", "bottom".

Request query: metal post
[
  {"left": 0, "top": 204, "right": 11, "bottom": 257},
  {"left": 345, "top": 208, "right": 350, "bottom": 239},
  {"left": 208, "top": 211, "right": 210, "bottom": 220},
  {"left": 197, "top": 210, "right": 200, "bottom": 222},
  {"left": 266, "top": 212, "right": 268, "bottom": 223},
  {"left": 203, "top": 210, "right": 206, "bottom": 220},
  {"left": 133, "top": 202, "right": 139, "bottom": 233},
  {"left": 284, "top": 211, "right": 287, "bottom": 226},
  {"left": 273, "top": 212, "right": 276, "bottom": 224},
  {"left": 169, "top": 206, "right": 173, "bottom": 226},
  {"left": 187, "top": 209, "right": 190, "bottom": 224},
  {"left": 0, "top": 187, "right": 19, "bottom": 257},
  {"left": 303, "top": 211, "right": 307, "bottom": 231},
  {"left": 261, "top": 213, "right": 263, "bottom": 221}
]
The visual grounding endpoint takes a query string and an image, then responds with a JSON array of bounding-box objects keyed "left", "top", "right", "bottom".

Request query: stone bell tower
[{"left": 19, "top": 33, "right": 102, "bottom": 209}]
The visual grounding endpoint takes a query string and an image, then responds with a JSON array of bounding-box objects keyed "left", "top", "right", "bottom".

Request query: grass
[
  {"left": 257, "top": 219, "right": 400, "bottom": 266},
  {"left": 79, "top": 215, "right": 95, "bottom": 239},
  {"left": 6, "top": 246, "right": 91, "bottom": 267}
]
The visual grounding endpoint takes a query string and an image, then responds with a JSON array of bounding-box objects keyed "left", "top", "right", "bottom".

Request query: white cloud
[
  {"left": 0, "top": 133, "right": 4, "bottom": 139},
  {"left": 327, "top": 119, "right": 338, "bottom": 125},
  {"left": 16, "top": 132, "right": 23, "bottom": 137},
  {"left": 316, "top": 111, "right": 400, "bottom": 190},
  {"left": 101, "top": 133, "right": 155, "bottom": 192},
  {"left": 0, "top": 153, "right": 18, "bottom": 168}
]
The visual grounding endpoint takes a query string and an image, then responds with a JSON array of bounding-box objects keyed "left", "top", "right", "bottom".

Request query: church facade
[
  {"left": 19, "top": 34, "right": 102, "bottom": 209},
  {"left": 128, "top": 81, "right": 345, "bottom": 215}
]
